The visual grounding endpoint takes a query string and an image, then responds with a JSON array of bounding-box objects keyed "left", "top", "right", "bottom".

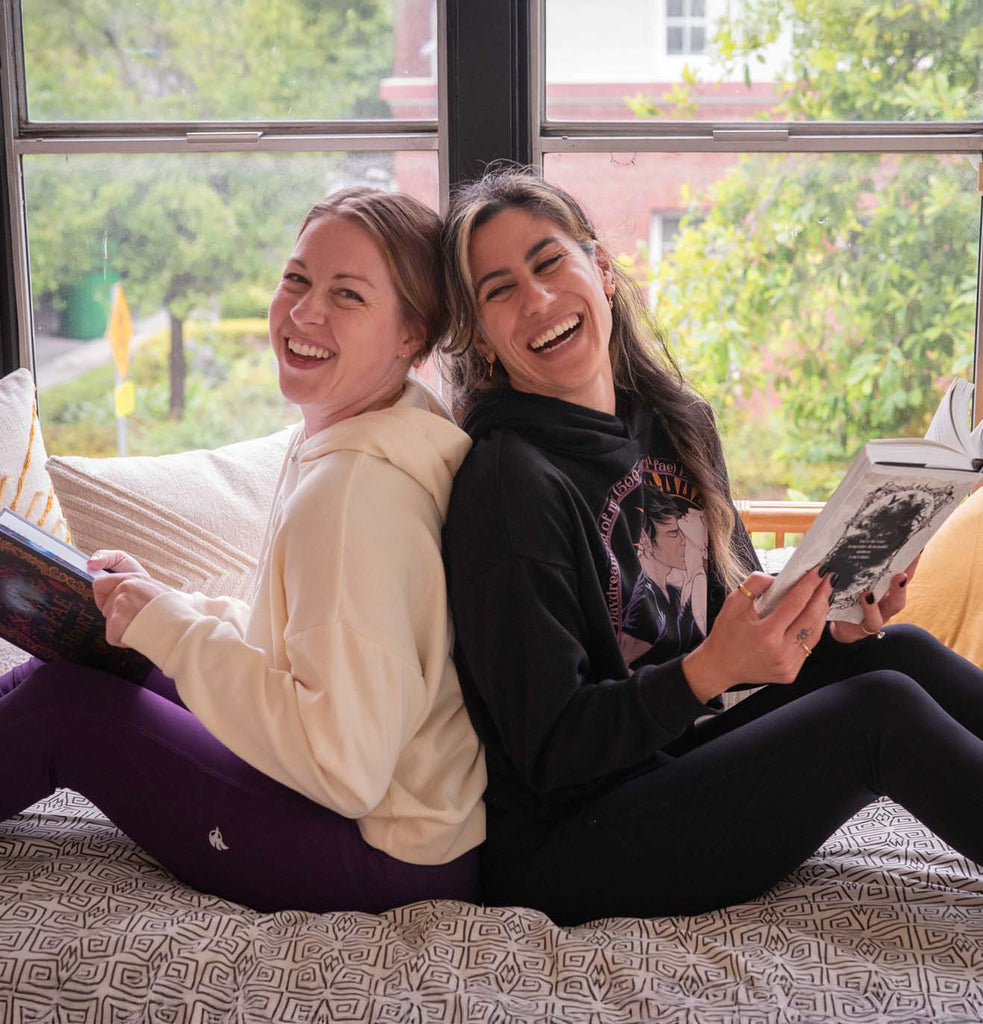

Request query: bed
[{"left": 4, "top": 788, "right": 983, "bottom": 1021}]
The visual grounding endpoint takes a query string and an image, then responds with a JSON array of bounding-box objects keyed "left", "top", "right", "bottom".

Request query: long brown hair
[
  {"left": 439, "top": 166, "right": 750, "bottom": 590},
  {"left": 300, "top": 187, "right": 447, "bottom": 363}
]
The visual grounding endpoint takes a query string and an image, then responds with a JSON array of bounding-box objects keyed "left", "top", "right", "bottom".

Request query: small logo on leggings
[{"left": 208, "top": 827, "right": 229, "bottom": 852}]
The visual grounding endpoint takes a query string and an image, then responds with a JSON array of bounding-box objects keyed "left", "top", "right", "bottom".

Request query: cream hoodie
[{"left": 123, "top": 379, "right": 486, "bottom": 865}]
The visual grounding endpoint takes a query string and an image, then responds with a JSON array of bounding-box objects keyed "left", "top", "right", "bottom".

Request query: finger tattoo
[{"left": 795, "top": 627, "right": 814, "bottom": 643}]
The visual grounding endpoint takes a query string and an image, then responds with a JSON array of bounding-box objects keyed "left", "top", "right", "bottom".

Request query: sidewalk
[{"left": 34, "top": 310, "right": 169, "bottom": 392}]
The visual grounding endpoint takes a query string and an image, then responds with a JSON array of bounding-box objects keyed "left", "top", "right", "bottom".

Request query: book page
[{"left": 924, "top": 378, "right": 973, "bottom": 454}]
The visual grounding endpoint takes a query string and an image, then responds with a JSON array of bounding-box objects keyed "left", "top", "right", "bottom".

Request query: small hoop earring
[
  {"left": 607, "top": 293, "right": 615, "bottom": 309},
  {"left": 486, "top": 358, "right": 495, "bottom": 380}
]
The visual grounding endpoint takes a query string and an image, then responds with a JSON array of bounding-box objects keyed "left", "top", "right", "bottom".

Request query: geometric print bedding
[{"left": 2, "top": 791, "right": 982, "bottom": 1023}]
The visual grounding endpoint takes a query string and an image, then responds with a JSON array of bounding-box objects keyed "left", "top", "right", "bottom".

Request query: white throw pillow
[
  {"left": 0, "top": 368, "right": 70, "bottom": 540},
  {"left": 46, "top": 428, "right": 293, "bottom": 600}
]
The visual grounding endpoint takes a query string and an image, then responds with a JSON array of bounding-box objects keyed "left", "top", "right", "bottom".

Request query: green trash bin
[{"left": 59, "top": 270, "right": 120, "bottom": 340}]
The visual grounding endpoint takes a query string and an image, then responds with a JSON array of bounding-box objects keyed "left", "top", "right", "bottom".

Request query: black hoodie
[{"left": 443, "top": 388, "right": 759, "bottom": 820}]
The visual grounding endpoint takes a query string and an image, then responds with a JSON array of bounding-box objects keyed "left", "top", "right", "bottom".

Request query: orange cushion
[{"left": 893, "top": 486, "right": 983, "bottom": 665}]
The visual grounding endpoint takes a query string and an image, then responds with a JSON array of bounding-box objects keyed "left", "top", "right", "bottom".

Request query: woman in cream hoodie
[{"left": 0, "top": 188, "right": 485, "bottom": 913}]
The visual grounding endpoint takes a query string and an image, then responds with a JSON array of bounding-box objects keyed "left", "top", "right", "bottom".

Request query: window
[
  {"left": 666, "top": 0, "right": 705, "bottom": 56},
  {"left": 1, "top": 0, "right": 442, "bottom": 456},
  {"left": 540, "top": 0, "right": 983, "bottom": 502}
]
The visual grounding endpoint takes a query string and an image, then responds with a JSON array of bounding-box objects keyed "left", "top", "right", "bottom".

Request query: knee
[
  {"left": 15, "top": 661, "right": 131, "bottom": 712},
  {"left": 846, "top": 670, "right": 932, "bottom": 718}
]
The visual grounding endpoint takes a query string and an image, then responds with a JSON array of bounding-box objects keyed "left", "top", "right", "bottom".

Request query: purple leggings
[{"left": 0, "top": 658, "right": 479, "bottom": 913}]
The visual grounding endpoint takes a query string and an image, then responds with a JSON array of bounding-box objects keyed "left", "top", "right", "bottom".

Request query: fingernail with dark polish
[
  {"left": 899, "top": 578, "right": 908, "bottom": 588},
  {"left": 865, "top": 593, "right": 875, "bottom": 605},
  {"left": 830, "top": 574, "right": 839, "bottom": 588},
  {"left": 828, "top": 594, "right": 835, "bottom": 605},
  {"left": 818, "top": 565, "right": 830, "bottom": 577}
]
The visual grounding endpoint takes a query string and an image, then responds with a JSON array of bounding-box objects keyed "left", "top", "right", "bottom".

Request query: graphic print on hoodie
[{"left": 605, "top": 457, "right": 708, "bottom": 669}]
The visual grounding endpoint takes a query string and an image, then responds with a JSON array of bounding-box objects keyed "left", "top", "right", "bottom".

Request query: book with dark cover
[{"left": 0, "top": 507, "right": 153, "bottom": 683}]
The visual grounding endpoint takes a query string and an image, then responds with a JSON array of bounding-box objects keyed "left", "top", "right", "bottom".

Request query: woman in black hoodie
[{"left": 440, "top": 166, "right": 983, "bottom": 926}]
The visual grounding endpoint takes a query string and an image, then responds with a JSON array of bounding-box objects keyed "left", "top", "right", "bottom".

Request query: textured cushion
[
  {"left": 46, "top": 429, "right": 293, "bottom": 600},
  {"left": 893, "top": 485, "right": 983, "bottom": 666},
  {"left": 0, "top": 368, "right": 70, "bottom": 540}
]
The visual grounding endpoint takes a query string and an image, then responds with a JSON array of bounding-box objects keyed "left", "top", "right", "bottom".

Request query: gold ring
[
  {"left": 860, "top": 623, "right": 886, "bottom": 639},
  {"left": 738, "top": 584, "right": 755, "bottom": 600},
  {"left": 799, "top": 640, "right": 813, "bottom": 656}
]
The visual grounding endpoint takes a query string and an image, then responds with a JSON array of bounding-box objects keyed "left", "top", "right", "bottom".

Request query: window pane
[
  {"left": 545, "top": 151, "right": 981, "bottom": 501},
  {"left": 21, "top": 0, "right": 437, "bottom": 122},
  {"left": 667, "top": 0, "right": 685, "bottom": 17},
  {"left": 25, "top": 150, "right": 437, "bottom": 456},
  {"left": 545, "top": 0, "right": 982, "bottom": 122}
]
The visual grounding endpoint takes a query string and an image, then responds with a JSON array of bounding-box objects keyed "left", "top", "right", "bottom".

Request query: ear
[
  {"left": 401, "top": 321, "right": 427, "bottom": 365},
  {"left": 594, "top": 245, "right": 616, "bottom": 297},
  {"left": 472, "top": 332, "right": 494, "bottom": 363}
]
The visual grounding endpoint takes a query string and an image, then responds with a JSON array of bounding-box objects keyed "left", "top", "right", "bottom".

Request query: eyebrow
[
  {"left": 474, "top": 236, "right": 560, "bottom": 295},
  {"left": 286, "top": 258, "right": 374, "bottom": 287}
]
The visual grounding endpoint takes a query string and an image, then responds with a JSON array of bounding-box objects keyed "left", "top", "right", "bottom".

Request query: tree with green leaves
[
  {"left": 23, "top": 0, "right": 394, "bottom": 417},
  {"left": 633, "top": 0, "right": 982, "bottom": 499}
]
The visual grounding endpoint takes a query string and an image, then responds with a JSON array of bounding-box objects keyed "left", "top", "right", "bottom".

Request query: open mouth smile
[
  {"left": 286, "top": 337, "right": 335, "bottom": 361},
  {"left": 528, "top": 314, "right": 582, "bottom": 353}
]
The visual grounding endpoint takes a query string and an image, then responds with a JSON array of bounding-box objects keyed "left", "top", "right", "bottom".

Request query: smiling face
[
  {"left": 467, "top": 207, "right": 617, "bottom": 412},
  {"left": 268, "top": 214, "right": 422, "bottom": 435}
]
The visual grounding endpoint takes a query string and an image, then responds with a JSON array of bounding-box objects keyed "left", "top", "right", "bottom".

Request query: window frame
[
  {"left": 531, "top": 0, "right": 983, "bottom": 420},
  {"left": 0, "top": 0, "right": 452, "bottom": 376}
]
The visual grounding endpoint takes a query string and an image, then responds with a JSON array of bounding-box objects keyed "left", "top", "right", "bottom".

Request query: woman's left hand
[
  {"left": 829, "top": 555, "right": 920, "bottom": 644},
  {"left": 92, "top": 573, "right": 171, "bottom": 647}
]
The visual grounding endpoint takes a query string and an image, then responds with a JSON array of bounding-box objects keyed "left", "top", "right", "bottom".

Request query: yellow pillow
[
  {"left": 0, "top": 368, "right": 70, "bottom": 541},
  {"left": 893, "top": 486, "right": 983, "bottom": 666}
]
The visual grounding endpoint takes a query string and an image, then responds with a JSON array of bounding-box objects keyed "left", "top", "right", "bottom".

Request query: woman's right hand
[
  {"left": 682, "top": 567, "right": 833, "bottom": 704},
  {"left": 88, "top": 549, "right": 151, "bottom": 577}
]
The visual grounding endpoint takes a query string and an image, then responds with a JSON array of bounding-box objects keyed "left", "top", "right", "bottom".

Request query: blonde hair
[
  {"left": 300, "top": 187, "right": 447, "bottom": 363},
  {"left": 439, "top": 166, "right": 751, "bottom": 591}
]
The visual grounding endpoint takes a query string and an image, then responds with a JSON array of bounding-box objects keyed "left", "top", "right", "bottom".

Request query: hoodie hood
[
  {"left": 462, "top": 387, "right": 635, "bottom": 460},
  {"left": 294, "top": 377, "right": 471, "bottom": 516}
]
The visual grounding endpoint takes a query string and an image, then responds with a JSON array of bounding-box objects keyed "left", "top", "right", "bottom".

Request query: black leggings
[{"left": 481, "top": 625, "right": 983, "bottom": 925}]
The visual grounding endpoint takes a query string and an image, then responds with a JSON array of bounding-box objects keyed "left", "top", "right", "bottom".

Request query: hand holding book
[
  {"left": 0, "top": 508, "right": 155, "bottom": 682},
  {"left": 756, "top": 379, "right": 982, "bottom": 625}
]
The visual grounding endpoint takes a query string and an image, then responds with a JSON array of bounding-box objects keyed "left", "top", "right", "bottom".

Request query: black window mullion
[
  {"left": 446, "top": 0, "right": 531, "bottom": 187},
  {"left": 0, "top": 90, "right": 17, "bottom": 376}
]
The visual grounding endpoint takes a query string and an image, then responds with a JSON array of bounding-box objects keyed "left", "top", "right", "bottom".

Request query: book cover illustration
[
  {"left": 823, "top": 479, "right": 956, "bottom": 616},
  {"left": 0, "top": 529, "right": 153, "bottom": 684}
]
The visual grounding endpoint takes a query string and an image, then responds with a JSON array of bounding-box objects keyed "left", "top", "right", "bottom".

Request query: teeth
[
  {"left": 287, "top": 338, "right": 333, "bottom": 359},
  {"left": 530, "top": 315, "right": 581, "bottom": 351}
]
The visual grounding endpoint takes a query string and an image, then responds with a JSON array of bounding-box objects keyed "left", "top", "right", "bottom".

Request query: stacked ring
[
  {"left": 799, "top": 640, "right": 813, "bottom": 656},
  {"left": 737, "top": 584, "right": 755, "bottom": 600}
]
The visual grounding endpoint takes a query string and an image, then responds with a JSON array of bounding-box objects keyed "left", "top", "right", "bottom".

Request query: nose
[
  {"left": 292, "top": 289, "right": 328, "bottom": 325},
  {"left": 518, "top": 275, "right": 554, "bottom": 316}
]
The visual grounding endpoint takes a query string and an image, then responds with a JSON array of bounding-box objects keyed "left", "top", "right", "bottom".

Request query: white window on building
[
  {"left": 666, "top": 0, "right": 706, "bottom": 56},
  {"left": 650, "top": 212, "right": 684, "bottom": 263}
]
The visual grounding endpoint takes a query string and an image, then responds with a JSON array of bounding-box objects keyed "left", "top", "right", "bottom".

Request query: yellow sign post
[{"left": 106, "top": 284, "right": 134, "bottom": 455}]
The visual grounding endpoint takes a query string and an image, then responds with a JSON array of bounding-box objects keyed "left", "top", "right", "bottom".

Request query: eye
[
  {"left": 484, "top": 282, "right": 513, "bottom": 303},
  {"left": 534, "top": 253, "right": 563, "bottom": 274},
  {"left": 337, "top": 288, "right": 365, "bottom": 303},
  {"left": 282, "top": 271, "right": 308, "bottom": 286}
]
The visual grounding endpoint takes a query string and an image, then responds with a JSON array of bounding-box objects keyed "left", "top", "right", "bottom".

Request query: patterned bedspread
[{"left": 1, "top": 790, "right": 983, "bottom": 1023}]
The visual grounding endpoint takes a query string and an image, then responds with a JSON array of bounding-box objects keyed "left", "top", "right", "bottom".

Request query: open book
[
  {"left": 756, "top": 379, "right": 983, "bottom": 624},
  {"left": 0, "top": 507, "right": 153, "bottom": 682}
]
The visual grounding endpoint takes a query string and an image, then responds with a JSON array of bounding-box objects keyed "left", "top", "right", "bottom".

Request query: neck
[{"left": 301, "top": 379, "right": 408, "bottom": 437}]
